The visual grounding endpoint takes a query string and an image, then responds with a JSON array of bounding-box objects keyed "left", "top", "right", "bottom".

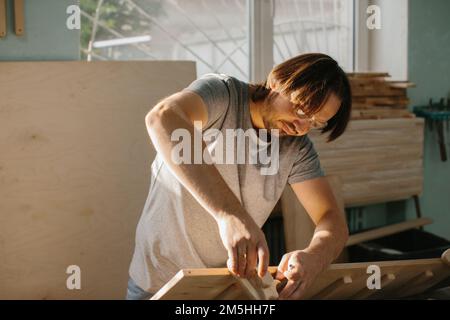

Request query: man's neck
[{"left": 249, "top": 89, "right": 266, "bottom": 130}]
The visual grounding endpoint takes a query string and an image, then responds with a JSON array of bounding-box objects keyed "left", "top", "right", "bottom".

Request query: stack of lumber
[
  {"left": 308, "top": 118, "right": 424, "bottom": 207},
  {"left": 347, "top": 72, "right": 416, "bottom": 120}
]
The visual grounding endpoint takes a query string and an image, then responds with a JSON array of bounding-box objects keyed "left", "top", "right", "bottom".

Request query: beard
[{"left": 263, "top": 118, "right": 287, "bottom": 136}]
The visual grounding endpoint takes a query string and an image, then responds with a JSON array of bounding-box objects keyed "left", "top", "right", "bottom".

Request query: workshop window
[
  {"left": 273, "top": 0, "right": 354, "bottom": 71},
  {"left": 80, "top": 0, "right": 354, "bottom": 81}
]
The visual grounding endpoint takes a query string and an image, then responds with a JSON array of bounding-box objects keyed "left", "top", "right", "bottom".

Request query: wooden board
[
  {"left": 351, "top": 109, "right": 414, "bottom": 120},
  {"left": 0, "top": 0, "right": 6, "bottom": 38},
  {"left": 152, "top": 250, "right": 450, "bottom": 300},
  {"left": 0, "top": 61, "right": 196, "bottom": 299},
  {"left": 308, "top": 118, "right": 425, "bottom": 207},
  {"left": 152, "top": 269, "right": 278, "bottom": 300},
  {"left": 346, "top": 217, "right": 433, "bottom": 246}
]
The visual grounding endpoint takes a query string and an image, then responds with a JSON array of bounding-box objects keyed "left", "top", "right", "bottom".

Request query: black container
[
  {"left": 262, "top": 215, "right": 286, "bottom": 266},
  {"left": 348, "top": 229, "right": 450, "bottom": 262}
]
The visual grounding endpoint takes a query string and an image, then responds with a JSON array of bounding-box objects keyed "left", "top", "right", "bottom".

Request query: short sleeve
[
  {"left": 287, "top": 135, "right": 325, "bottom": 185},
  {"left": 182, "top": 73, "right": 230, "bottom": 129}
]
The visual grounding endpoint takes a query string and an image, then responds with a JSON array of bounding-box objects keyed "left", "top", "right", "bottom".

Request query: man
[{"left": 127, "top": 53, "right": 351, "bottom": 300}]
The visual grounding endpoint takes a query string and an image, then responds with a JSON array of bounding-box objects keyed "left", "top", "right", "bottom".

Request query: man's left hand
[{"left": 275, "top": 249, "right": 324, "bottom": 300}]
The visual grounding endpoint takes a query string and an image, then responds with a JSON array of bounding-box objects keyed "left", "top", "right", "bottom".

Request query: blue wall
[
  {"left": 0, "top": 0, "right": 79, "bottom": 60},
  {"left": 406, "top": 0, "right": 450, "bottom": 239},
  {"left": 354, "top": 1, "right": 450, "bottom": 240}
]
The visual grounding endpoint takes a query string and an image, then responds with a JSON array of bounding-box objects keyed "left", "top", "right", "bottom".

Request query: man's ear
[
  {"left": 266, "top": 75, "right": 277, "bottom": 90},
  {"left": 268, "top": 78, "right": 276, "bottom": 90}
]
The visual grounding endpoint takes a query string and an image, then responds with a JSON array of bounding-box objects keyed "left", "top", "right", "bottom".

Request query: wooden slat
[
  {"left": 151, "top": 269, "right": 236, "bottom": 300},
  {"left": 13, "top": 0, "right": 24, "bottom": 36},
  {"left": 303, "top": 252, "right": 450, "bottom": 299},
  {"left": 347, "top": 72, "right": 390, "bottom": 78},
  {"left": 388, "top": 81, "right": 416, "bottom": 89},
  {"left": 0, "top": 0, "right": 6, "bottom": 38},
  {"left": 351, "top": 109, "right": 414, "bottom": 120},
  {"left": 350, "top": 82, "right": 406, "bottom": 98},
  {"left": 395, "top": 270, "right": 434, "bottom": 297},
  {"left": 346, "top": 218, "right": 433, "bottom": 246},
  {"left": 352, "top": 273, "right": 396, "bottom": 300},
  {"left": 311, "top": 276, "right": 353, "bottom": 299}
]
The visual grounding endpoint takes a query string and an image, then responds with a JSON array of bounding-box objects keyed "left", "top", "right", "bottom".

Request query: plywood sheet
[{"left": 0, "top": 61, "right": 196, "bottom": 299}]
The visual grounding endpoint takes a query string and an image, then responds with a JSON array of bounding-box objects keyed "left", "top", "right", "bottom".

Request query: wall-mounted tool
[
  {"left": 0, "top": 0, "right": 6, "bottom": 38},
  {"left": 414, "top": 98, "right": 450, "bottom": 162},
  {"left": 14, "top": 0, "right": 24, "bottom": 36}
]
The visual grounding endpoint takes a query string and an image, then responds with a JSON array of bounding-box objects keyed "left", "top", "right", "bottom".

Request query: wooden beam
[{"left": 346, "top": 218, "right": 433, "bottom": 246}]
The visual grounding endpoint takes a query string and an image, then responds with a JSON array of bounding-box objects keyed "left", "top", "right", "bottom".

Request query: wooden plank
[
  {"left": 352, "top": 273, "right": 396, "bottom": 300},
  {"left": 347, "top": 72, "right": 390, "bottom": 78},
  {"left": 351, "top": 109, "right": 414, "bottom": 120},
  {"left": 350, "top": 82, "right": 406, "bottom": 98},
  {"left": 13, "top": 0, "right": 24, "bottom": 36},
  {"left": 352, "top": 96, "right": 410, "bottom": 108},
  {"left": 214, "top": 283, "right": 246, "bottom": 300},
  {"left": 0, "top": 61, "right": 196, "bottom": 299},
  {"left": 152, "top": 268, "right": 280, "bottom": 300},
  {"left": 311, "top": 276, "right": 353, "bottom": 299},
  {"left": 0, "top": 0, "right": 6, "bottom": 38},
  {"left": 346, "top": 218, "right": 433, "bottom": 246},
  {"left": 388, "top": 81, "right": 416, "bottom": 89},
  {"left": 395, "top": 270, "right": 435, "bottom": 297},
  {"left": 151, "top": 269, "right": 237, "bottom": 300},
  {"left": 388, "top": 252, "right": 450, "bottom": 298}
]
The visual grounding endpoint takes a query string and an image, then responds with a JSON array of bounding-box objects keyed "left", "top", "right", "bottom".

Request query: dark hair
[{"left": 250, "top": 53, "right": 352, "bottom": 142}]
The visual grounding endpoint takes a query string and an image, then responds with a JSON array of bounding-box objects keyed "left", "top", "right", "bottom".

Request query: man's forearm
[
  {"left": 146, "top": 102, "right": 248, "bottom": 222},
  {"left": 304, "top": 209, "right": 349, "bottom": 271}
]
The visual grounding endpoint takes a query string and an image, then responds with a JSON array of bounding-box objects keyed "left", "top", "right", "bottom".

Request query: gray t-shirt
[{"left": 128, "top": 73, "right": 324, "bottom": 294}]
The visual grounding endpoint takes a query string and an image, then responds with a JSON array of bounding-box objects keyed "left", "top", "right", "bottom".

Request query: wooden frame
[{"left": 152, "top": 250, "right": 450, "bottom": 300}]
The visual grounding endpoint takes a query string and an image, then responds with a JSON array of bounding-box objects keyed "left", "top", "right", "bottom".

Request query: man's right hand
[{"left": 216, "top": 213, "right": 270, "bottom": 279}]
